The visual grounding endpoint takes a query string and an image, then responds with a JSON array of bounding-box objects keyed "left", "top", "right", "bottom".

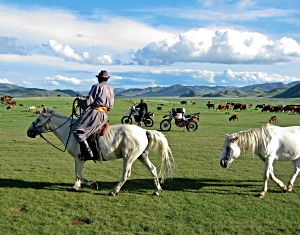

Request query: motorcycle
[
  {"left": 121, "top": 106, "right": 154, "bottom": 127},
  {"left": 160, "top": 108, "right": 199, "bottom": 131}
]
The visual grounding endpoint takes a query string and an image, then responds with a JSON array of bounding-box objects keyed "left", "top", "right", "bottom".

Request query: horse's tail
[{"left": 146, "top": 130, "right": 175, "bottom": 183}]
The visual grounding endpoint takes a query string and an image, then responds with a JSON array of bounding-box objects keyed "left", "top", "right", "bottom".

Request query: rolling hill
[
  {"left": 0, "top": 81, "right": 299, "bottom": 98},
  {"left": 273, "top": 83, "right": 300, "bottom": 98}
]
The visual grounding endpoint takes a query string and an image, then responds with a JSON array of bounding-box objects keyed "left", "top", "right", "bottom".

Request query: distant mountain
[
  {"left": 0, "top": 83, "right": 81, "bottom": 97},
  {"left": 241, "top": 82, "right": 288, "bottom": 91},
  {"left": 54, "top": 89, "right": 82, "bottom": 97},
  {"left": 273, "top": 83, "right": 300, "bottom": 98},
  {"left": 1, "top": 81, "right": 300, "bottom": 98}
]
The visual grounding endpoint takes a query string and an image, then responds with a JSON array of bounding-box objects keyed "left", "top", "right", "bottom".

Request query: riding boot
[{"left": 79, "top": 140, "right": 94, "bottom": 160}]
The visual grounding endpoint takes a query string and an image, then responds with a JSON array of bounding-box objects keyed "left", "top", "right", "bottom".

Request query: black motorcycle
[
  {"left": 121, "top": 106, "right": 154, "bottom": 127},
  {"left": 160, "top": 108, "right": 199, "bottom": 131}
]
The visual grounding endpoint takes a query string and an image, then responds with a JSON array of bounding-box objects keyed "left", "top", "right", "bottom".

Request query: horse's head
[
  {"left": 220, "top": 134, "right": 240, "bottom": 168},
  {"left": 27, "top": 108, "right": 52, "bottom": 138}
]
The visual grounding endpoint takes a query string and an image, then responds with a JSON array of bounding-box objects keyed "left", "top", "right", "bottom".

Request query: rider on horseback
[{"left": 73, "top": 70, "right": 114, "bottom": 160}]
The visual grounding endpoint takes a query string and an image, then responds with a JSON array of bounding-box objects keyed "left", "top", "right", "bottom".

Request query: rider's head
[{"left": 96, "top": 70, "right": 110, "bottom": 83}]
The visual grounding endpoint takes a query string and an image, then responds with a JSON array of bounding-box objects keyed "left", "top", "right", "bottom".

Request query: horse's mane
[
  {"left": 46, "top": 108, "right": 69, "bottom": 119},
  {"left": 234, "top": 124, "right": 273, "bottom": 153}
]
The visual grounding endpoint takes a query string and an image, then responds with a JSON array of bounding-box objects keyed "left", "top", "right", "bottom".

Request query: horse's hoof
[
  {"left": 281, "top": 186, "right": 288, "bottom": 193},
  {"left": 287, "top": 185, "right": 293, "bottom": 193},
  {"left": 69, "top": 187, "right": 80, "bottom": 192},
  {"left": 256, "top": 191, "right": 266, "bottom": 198},
  {"left": 153, "top": 188, "right": 163, "bottom": 196},
  {"left": 91, "top": 182, "right": 99, "bottom": 190},
  {"left": 108, "top": 192, "right": 118, "bottom": 196}
]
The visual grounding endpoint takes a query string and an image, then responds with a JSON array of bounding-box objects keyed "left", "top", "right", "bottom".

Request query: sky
[{"left": 0, "top": 0, "right": 300, "bottom": 91}]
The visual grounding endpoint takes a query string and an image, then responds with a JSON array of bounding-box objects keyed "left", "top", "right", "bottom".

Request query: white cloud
[
  {"left": 0, "top": 78, "right": 13, "bottom": 84},
  {"left": 97, "top": 55, "right": 113, "bottom": 65},
  {"left": 134, "top": 28, "right": 300, "bottom": 65},
  {"left": 0, "top": 4, "right": 174, "bottom": 52},
  {"left": 45, "top": 75, "right": 82, "bottom": 86},
  {"left": 221, "top": 70, "right": 300, "bottom": 84},
  {"left": 48, "top": 40, "right": 83, "bottom": 62}
]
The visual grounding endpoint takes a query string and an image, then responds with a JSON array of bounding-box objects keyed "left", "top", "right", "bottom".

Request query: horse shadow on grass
[{"left": 0, "top": 177, "right": 263, "bottom": 195}]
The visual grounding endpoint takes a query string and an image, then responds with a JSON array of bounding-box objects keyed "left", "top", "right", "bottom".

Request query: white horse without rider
[
  {"left": 220, "top": 123, "right": 300, "bottom": 198},
  {"left": 27, "top": 108, "right": 174, "bottom": 196}
]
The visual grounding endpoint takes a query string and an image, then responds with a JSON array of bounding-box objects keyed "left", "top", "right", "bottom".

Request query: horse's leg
[
  {"left": 73, "top": 157, "right": 98, "bottom": 191},
  {"left": 109, "top": 158, "right": 134, "bottom": 196},
  {"left": 268, "top": 165, "right": 287, "bottom": 192},
  {"left": 138, "top": 151, "right": 162, "bottom": 196},
  {"left": 287, "top": 159, "right": 300, "bottom": 192},
  {"left": 259, "top": 158, "right": 274, "bottom": 198}
]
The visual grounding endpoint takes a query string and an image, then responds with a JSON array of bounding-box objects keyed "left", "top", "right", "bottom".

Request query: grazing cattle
[
  {"left": 270, "top": 105, "right": 283, "bottom": 112},
  {"left": 217, "top": 103, "right": 227, "bottom": 111},
  {"left": 206, "top": 103, "right": 215, "bottom": 109},
  {"left": 233, "top": 103, "right": 247, "bottom": 111},
  {"left": 1, "top": 95, "right": 13, "bottom": 103},
  {"left": 8, "top": 100, "right": 16, "bottom": 106},
  {"left": 229, "top": 114, "right": 240, "bottom": 121},
  {"left": 28, "top": 106, "right": 44, "bottom": 114},
  {"left": 180, "top": 101, "right": 187, "bottom": 105},
  {"left": 261, "top": 105, "right": 273, "bottom": 112},
  {"left": 282, "top": 105, "right": 300, "bottom": 113},
  {"left": 255, "top": 104, "right": 265, "bottom": 110},
  {"left": 269, "top": 115, "right": 278, "bottom": 123},
  {"left": 157, "top": 106, "right": 162, "bottom": 111},
  {"left": 294, "top": 107, "right": 300, "bottom": 114}
]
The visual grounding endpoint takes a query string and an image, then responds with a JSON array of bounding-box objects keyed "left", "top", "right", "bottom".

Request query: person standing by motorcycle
[
  {"left": 73, "top": 70, "right": 114, "bottom": 160},
  {"left": 135, "top": 99, "right": 148, "bottom": 126}
]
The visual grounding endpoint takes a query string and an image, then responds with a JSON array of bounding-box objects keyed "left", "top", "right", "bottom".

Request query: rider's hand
[{"left": 79, "top": 99, "right": 88, "bottom": 111}]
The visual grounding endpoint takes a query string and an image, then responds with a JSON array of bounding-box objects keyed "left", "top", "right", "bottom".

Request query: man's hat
[{"left": 96, "top": 70, "right": 110, "bottom": 79}]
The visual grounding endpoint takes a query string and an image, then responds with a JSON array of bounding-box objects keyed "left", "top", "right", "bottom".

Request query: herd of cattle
[
  {"left": 0, "top": 95, "right": 17, "bottom": 109},
  {"left": 206, "top": 102, "right": 300, "bottom": 114},
  {"left": 2, "top": 96, "right": 300, "bottom": 121}
]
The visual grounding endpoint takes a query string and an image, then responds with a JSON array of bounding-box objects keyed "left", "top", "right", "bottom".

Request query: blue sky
[{"left": 0, "top": 0, "right": 300, "bottom": 91}]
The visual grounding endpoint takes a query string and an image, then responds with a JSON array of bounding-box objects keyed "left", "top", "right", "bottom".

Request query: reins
[{"left": 38, "top": 98, "right": 82, "bottom": 152}]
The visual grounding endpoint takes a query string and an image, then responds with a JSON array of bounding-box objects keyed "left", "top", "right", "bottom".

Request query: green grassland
[{"left": 0, "top": 97, "right": 300, "bottom": 234}]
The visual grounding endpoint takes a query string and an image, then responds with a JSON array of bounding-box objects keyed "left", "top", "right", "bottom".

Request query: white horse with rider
[{"left": 27, "top": 108, "right": 175, "bottom": 196}]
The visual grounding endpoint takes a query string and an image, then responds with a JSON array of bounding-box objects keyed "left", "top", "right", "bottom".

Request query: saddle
[{"left": 83, "top": 123, "right": 109, "bottom": 161}]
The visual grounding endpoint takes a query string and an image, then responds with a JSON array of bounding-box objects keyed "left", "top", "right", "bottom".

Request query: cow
[
  {"left": 180, "top": 101, "right": 187, "bottom": 105},
  {"left": 261, "top": 105, "right": 273, "bottom": 112},
  {"left": 157, "top": 106, "right": 162, "bottom": 111},
  {"left": 206, "top": 103, "right": 215, "bottom": 109},
  {"left": 255, "top": 104, "right": 265, "bottom": 110},
  {"left": 217, "top": 103, "right": 227, "bottom": 111},
  {"left": 233, "top": 103, "right": 247, "bottom": 111},
  {"left": 270, "top": 105, "right": 283, "bottom": 112},
  {"left": 269, "top": 115, "right": 278, "bottom": 123},
  {"left": 1, "top": 95, "right": 13, "bottom": 102},
  {"left": 8, "top": 100, "right": 16, "bottom": 106},
  {"left": 229, "top": 114, "right": 240, "bottom": 121}
]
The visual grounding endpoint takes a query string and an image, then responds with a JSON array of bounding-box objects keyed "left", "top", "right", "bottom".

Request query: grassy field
[{"left": 0, "top": 96, "right": 300, "bottom": 234}]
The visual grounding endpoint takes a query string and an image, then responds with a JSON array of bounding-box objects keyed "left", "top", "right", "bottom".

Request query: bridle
[
  {"left": 32, "top": 98, "right": 86, "bottom": 152},
  {"left": 34, "top": 111, "right": 74, "bottom": 152}
]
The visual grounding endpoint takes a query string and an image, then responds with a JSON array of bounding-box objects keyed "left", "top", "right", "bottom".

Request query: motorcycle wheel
[
  {"left": 186, "top": 120, "right": 198, "bottom": 132},
  {"left": 160, "top": 119, "right": 172, "bottom": 131},
  {"left": 144, "top": 117, "right": 154, "bottom": 127},
  {"left": 121, "top": 116, "right": 133, "bottom": 124}
]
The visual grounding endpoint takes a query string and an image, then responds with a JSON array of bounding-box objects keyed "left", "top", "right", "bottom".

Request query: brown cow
[
  {"left": 217, "top": 103, "right": 227, "bottom": 111},
  {"left": 229, "top": 114, "right": 240, "bottom": 121},
  {"left": 269, "top": 115, "right": 278, "bottom": 123}
]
